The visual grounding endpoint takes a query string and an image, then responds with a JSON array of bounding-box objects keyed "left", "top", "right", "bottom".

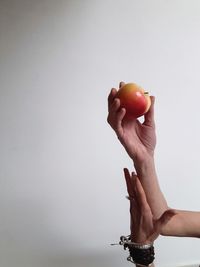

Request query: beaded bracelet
[{"left": 111, "top": 235, "right": 154, "bottom": 266}]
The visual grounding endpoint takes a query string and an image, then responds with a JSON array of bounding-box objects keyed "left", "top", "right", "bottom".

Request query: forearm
[
  {"left": 134, "top": 155, "right": 168, "bottom": 219},
  {"left": 161, "top": 210, "right": 200, "bottom": 237}
]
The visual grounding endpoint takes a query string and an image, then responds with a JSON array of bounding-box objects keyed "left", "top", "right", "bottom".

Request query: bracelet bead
[{"left": 119, "top": 235, "right": 155, "bottom": 266}]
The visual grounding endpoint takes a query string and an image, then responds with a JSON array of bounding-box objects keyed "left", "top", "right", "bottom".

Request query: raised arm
[
  {"left": 107, "top": 81, "right": 167, "bottom": 219},
  {"left": 107, "top": 82, "right": 200, "bottom": 238},
  {"left": 123, "top": 169, "right": 176, "bottom": 266}
]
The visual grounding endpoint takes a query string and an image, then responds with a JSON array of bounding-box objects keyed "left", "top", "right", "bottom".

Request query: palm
[
  {"left": 120, "top": 118, "right": 156, "bottom": 161},
  {"left": 124, "top": 169, "right": 176, "bottom": 244},
  {"left": 130, "top": 199, "right": 155, "bottom": 243},
  {"left": 107, "top": 82, "right": 156, "bottom": 162}
]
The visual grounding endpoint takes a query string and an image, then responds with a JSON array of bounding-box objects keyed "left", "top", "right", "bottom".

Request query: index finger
[
  {"left": 119, "top": 81, "right": 125, "bottom": 88},
  {"left": 143, "top": 96, "right": 155, "bottom": 127},
  {"left": 124, "top": 168, "right": 135, "bottom": 199},
  {"left": 135, "top": 176, "right": 150, "bottom": 210},
  {"left": 108, "top": 88, "right": 117, "bottom": 110}
]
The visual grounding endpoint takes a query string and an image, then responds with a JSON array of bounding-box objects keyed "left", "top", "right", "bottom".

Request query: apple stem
[{"left": 144, "top": 91, "right": 149, "bottom": 95}]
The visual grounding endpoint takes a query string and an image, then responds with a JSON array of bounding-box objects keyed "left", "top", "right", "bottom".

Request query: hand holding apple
[{"left": 107, "top": 81, "right": 156, "bottom": 162}]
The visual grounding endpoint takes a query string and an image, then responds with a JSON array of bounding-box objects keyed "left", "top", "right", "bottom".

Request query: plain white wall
[{"left": 1, "top": 0, "right": 200, "bottom": 266}]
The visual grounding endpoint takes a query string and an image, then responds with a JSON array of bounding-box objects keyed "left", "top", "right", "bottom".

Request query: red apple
[{"left": 115, "top": 83, "right": 151, "bottom": 119}]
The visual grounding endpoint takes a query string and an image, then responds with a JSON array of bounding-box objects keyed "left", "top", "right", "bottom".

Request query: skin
[
  {"left": 107, "top": 81, "right": 200, "bottom": 238},
  {"left": 107, "top": 81, "right": 167, "bottom": 219},
  {"left": 161, "top": 210, "right": 200, "bottom": 237},
  {"left": 124, "top": 169, "right": 176, "bottom": 243},
  {"left": 124, "top": 169, "right": 176, "bottom": 267}
]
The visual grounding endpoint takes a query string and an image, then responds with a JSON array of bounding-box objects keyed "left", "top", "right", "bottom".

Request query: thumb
[
  {"left": 155, "top": 209, "right": 177, "bottom": 234},
  {"left": 143, "top": 96, "right": 155, "bottom": 127},
  {"left": 149, "top": 209, "right": 177, "bottom": 242}
]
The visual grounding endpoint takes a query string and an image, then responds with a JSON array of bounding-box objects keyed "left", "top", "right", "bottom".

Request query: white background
[{"left": 1, "top": 0, "right": 200, "bottom": 266}]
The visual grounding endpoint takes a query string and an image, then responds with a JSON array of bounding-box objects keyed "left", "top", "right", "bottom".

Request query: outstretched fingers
[
  {"left": 134, "top": 175, "right": 149, "bottom": 210},
  {"left": 124, "top": 168, "right": 135, "bottom": 199}
]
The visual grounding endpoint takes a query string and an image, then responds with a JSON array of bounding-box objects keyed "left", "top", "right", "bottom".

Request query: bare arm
[
  {"left": 107, "top": 82, "right": 167, "bottom": 219},
  {"left": 134, "top": 156, "right": 167, "bottom": 219},
  {"left": 161, "top": 210, "right": 200, "bottom": 237},
  {"left": 124, "top": 169, "right": 175, "bottom": 266},
  {"left": 107, "top": 82, "right": 200, "bottom": 239}
]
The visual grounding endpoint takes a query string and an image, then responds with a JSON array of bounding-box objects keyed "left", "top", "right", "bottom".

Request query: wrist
[
  {"left": 119, "top": 236, "right": 155, "bottom": 266},
  {"left": 131, "top": 233, "right": 151, "bottom": 245},
  {"left": 132, "top": 155, "right": 168, "bottom": 219},
  {"left": 131, "top": 151, "right": 154, "bottom": 163},
  {"left": 133, "top": 155, "right": 155, "bottom": 176},
  {"left": 134, "top": 153, "right": 154, "bottom": 163},
  {"left": 132, "top": 147, "right": 154, "bottom": 164}
]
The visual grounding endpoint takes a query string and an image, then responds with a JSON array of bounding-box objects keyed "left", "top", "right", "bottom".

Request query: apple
[{"left": 115, "top": 83, "right": 151, "bottom": 119}]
